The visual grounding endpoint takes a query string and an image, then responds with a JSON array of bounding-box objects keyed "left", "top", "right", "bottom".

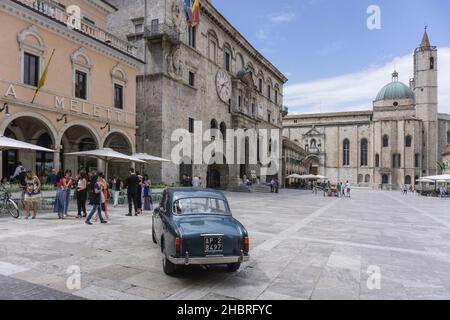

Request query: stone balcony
[
  {"left": 15, "top": 0, "right": 139, "bottom": 58},
  {"left": 144, "top": 22, "right": 181, "bottom": 45}
]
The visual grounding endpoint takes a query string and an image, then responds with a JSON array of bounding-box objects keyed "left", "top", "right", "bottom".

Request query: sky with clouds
[{"left": 213, "top": 0, "right": 450, "bottom": 114}]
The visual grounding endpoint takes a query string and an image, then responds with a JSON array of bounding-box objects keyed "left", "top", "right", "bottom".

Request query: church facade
[{"left": 283, "top": 31, "right": 450, "bottom": 189}]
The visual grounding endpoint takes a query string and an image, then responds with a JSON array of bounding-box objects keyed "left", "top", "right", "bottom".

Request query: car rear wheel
[
  {"left": 162, "top": 244, "right": 177, "bottom": 276},
  {"left": 227, "top": 263, "right": 241, "bottom": 272}
]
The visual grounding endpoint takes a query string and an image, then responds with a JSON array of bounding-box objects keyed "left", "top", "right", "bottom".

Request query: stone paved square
[{"left": 1, "top": 189, "right": 450, "bottom": 300}]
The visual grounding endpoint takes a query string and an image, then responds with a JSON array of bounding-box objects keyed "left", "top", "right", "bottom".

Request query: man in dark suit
[{"left": 125, "top": 168, "right": 140, "bottom": 216}]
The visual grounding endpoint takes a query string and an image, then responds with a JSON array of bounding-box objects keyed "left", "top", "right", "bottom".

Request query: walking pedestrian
[
  {"left": 85, "top": 175, "right": 107, "bottom": 225},
  {"left": 112, "top": 176, "right": 122, "bottom": 208},
  {"left": 136, "top": 172, "right": 143, "bottom": 215},
  {"left": 125, "top": 168, "right": 139, "bottom": 216},
  {"left": 143, "top": 174, "right": 153, "bottom": 211},
  {"left": 54, "top": 171, "right": 65, "bottom": 219},
  {"left": 345, "top": 181, "right": 351, "bottom": 198},
  {"left": 98, "top": 172, "right": 109, "bottom": 220},
  {"left": 23, "top": 170, "right": 41, "bottom": 219},
  {"left": 337, "top": 182, "right": 342, "bottom": 198},
  {"left": 63, "top": 170, "right": 73, "bottom": 217},
  {"left": 76, "top": 170, "right": 88, "bottom": 218}
]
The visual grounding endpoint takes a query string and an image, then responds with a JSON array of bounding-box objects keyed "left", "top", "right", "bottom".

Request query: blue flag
[{"left": 180, "top": 0, "right": 193, "bottom": 24}]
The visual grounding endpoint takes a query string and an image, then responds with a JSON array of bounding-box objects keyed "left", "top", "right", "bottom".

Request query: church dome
[{"left": 375, "top": 71, "right": 415, "bottom": 102}]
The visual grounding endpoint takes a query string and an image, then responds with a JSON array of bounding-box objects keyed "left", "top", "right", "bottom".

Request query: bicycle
[{"left": 0, "top": 184, "right": 20, "bottom": 219}]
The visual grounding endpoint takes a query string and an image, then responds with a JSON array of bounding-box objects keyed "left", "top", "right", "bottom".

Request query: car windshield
[{"left": 172, "top": 197, "right": 230, "bottom": 216}]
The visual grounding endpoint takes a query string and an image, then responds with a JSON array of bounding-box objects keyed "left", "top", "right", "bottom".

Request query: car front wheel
[
  {"left": 227, "top": 263, "right": 241, "bottom": 272},
  {"left": 152, "top": 225, "right": 157, "bottom": 244},
  {"left": 162, "top": 245, "right": 177, "bottom": 276}
]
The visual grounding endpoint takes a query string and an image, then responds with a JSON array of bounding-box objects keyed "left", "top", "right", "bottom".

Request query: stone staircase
[
  {"left": 249, "top": 184, "right": 272, "bottom": 193},
  {"left": 226, "top": 183, "right": 272, "bottom": 193}
]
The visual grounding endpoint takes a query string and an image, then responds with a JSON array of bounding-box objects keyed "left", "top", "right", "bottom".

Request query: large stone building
[
  {"left": 283, "top": 31, "right": 450, "bottom": 189},
  {"left": 0, "top": 0, "right": 141, "bottom": 179},
  {"left": 107, "top": 0, "right": 287, "bottom": 188}
]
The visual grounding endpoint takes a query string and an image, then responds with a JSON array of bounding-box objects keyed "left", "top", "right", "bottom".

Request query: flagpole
[{"left": 31, "top": 48, "right": 56, "bottom": 104}]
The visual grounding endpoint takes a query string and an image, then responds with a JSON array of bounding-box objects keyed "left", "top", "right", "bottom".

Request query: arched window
[
  {"left": 360, "top": 139, "right": 368, "bottom": 166},
  {"left": 382, "top": 174, "right": 389, "bottom": 184},
  {"left": 430, "top": 57, "right": 435, "bottom": 70},
  {"left": 208, "top": 31, "right": 218, "bottom": 63},
  {"left": 343, "top": 139, "right": 350, "bottom": 166},
  {"left": 358, "top": 174, "right": 363, "bottom": 184},
  {"left": 447, "top": 131, "right": 450, "bottom": 144},
  {"left": 375, "top": 154, "right": 380, "bottom": 168},
  {"left": 405, "top": 135, "right": 412, "bottom": 147},
  {"left": 382, "top": 135, "right": 389, "bottom": 147},
  {"left": 223, "top": 43, "right": 232, "bottom": 72},
  {"left": 405, "top": 175, "right": 412, "bottom": 185},
  {"left": 365, "top": 174, "right": 371, "bottom": 183},
  {"left": 310, "top": 139, "right": 317, "bottom": 148}
]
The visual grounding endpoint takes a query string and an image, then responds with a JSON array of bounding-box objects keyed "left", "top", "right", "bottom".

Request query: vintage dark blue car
[{"left": 152, "top": 188, "right": 250, "bottom": 275}]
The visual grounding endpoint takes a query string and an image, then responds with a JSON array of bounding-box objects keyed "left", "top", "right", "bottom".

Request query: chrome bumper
[{"left": 168, "top": 251, "right": 250, "bottom": 266}]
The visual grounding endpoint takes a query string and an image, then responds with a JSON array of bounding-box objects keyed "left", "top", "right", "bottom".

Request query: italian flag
[{"left": 191, "top": 0, "right": 200, "bottom": 27}]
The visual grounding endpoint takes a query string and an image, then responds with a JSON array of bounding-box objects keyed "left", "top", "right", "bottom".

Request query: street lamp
[
  {"left": 101, "top": 122, "right": 111, "bottom": 132},
  {"left": 0, "top": 103, "right": 10, "bottom": 116},
  {"left": 57, "top": 114, "right": 68, "bottom": 124}
]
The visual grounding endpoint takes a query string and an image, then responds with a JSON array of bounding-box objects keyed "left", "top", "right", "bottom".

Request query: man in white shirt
[
  {"left": 192, "top": 176, "right": 200, "bottom": 188},
  {"left": 10, "top": 162, "right": 24, "bottom": 181}
]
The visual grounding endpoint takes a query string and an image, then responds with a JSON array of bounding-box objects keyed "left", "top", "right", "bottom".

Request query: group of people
[
  {"left": 401, "top": 184, "right": 416, "bottom": 195},
  {"left": 124, "top": 168, "right": 153, "bottom": 217},
  {"left": 314, "top": 180, "right": 351, "bottom": 198},
  {"left": 438, "top": 186, "right": 448, "bottom": 198},
  {"left": 2, "top": 162, "right": 154, "bottom": 224},
  {"left": 336, "top": 181, "right": 351, "bottom": 198}
]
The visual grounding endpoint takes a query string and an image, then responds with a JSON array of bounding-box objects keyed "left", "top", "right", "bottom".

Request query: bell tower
[{"left": 414, "top": 28, "right": 438, "bottom": 175}]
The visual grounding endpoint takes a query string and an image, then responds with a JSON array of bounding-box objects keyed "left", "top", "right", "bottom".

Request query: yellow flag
[{"left": 31, "top": 48, "right": 55, "bottom": 104}]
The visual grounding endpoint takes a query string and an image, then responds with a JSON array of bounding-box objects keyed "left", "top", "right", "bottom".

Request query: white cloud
[
  {"left": 285, "top": 48, "right": 450, "bottom": 115},
  {"left": 256, "top": 29, "right": 268, "bottom": 41},
  {"left": 268, "top": 12, "right": 296, "bottom": 23}
]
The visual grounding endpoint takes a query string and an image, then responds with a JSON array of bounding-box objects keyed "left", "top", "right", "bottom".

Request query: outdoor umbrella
[
  {"left": 287, "top": 174, "right": 303, "bottom": 179},
  {"left": 421, "top": 174, "right": 450, "bottom": 182},
  {"left": 0, "top": 135, "right": 55, "bottom": 152},
  {"left": 416, "top": 178, "right": 434, "bottom": 183},
  {"left": 132, "top": 153, "right": 171, "bottom": 164},
  {"left": 299, "top": 174, "right": 326, "bottom": 180},
  {"left": 65, "top": 148, "right": 145, "bottom": 177}
]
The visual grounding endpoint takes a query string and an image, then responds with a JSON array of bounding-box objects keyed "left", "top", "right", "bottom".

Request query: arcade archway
[
  {"left": 60, "top": 124, "right": 99, "bottom": 173},
  {"left": 103, "top": 131, "right": 133, "bottom": 178},
  {"left": 1, "top": 115, "right": 56, "bottom": 180},
  {"left": 207, "top": 155, "right": 229, "bottom": 189}
]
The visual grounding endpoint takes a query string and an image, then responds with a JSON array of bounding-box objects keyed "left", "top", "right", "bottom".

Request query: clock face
[{"left": 216, "top": 69, "right": 232, "bottom": 103}]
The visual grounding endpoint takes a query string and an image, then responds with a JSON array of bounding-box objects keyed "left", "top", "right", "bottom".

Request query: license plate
[{"left": 204, "top": 237, "right": 223, "bottom": 253}]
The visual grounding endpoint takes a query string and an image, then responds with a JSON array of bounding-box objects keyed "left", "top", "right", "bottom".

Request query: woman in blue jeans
[{"left": 85, "top": 175, "right": 107, "bottom": 225}]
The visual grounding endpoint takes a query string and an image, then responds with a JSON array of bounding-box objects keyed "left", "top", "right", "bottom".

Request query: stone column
[{"left": 54, "top": 146, "right": 60, "bottom": 171}]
